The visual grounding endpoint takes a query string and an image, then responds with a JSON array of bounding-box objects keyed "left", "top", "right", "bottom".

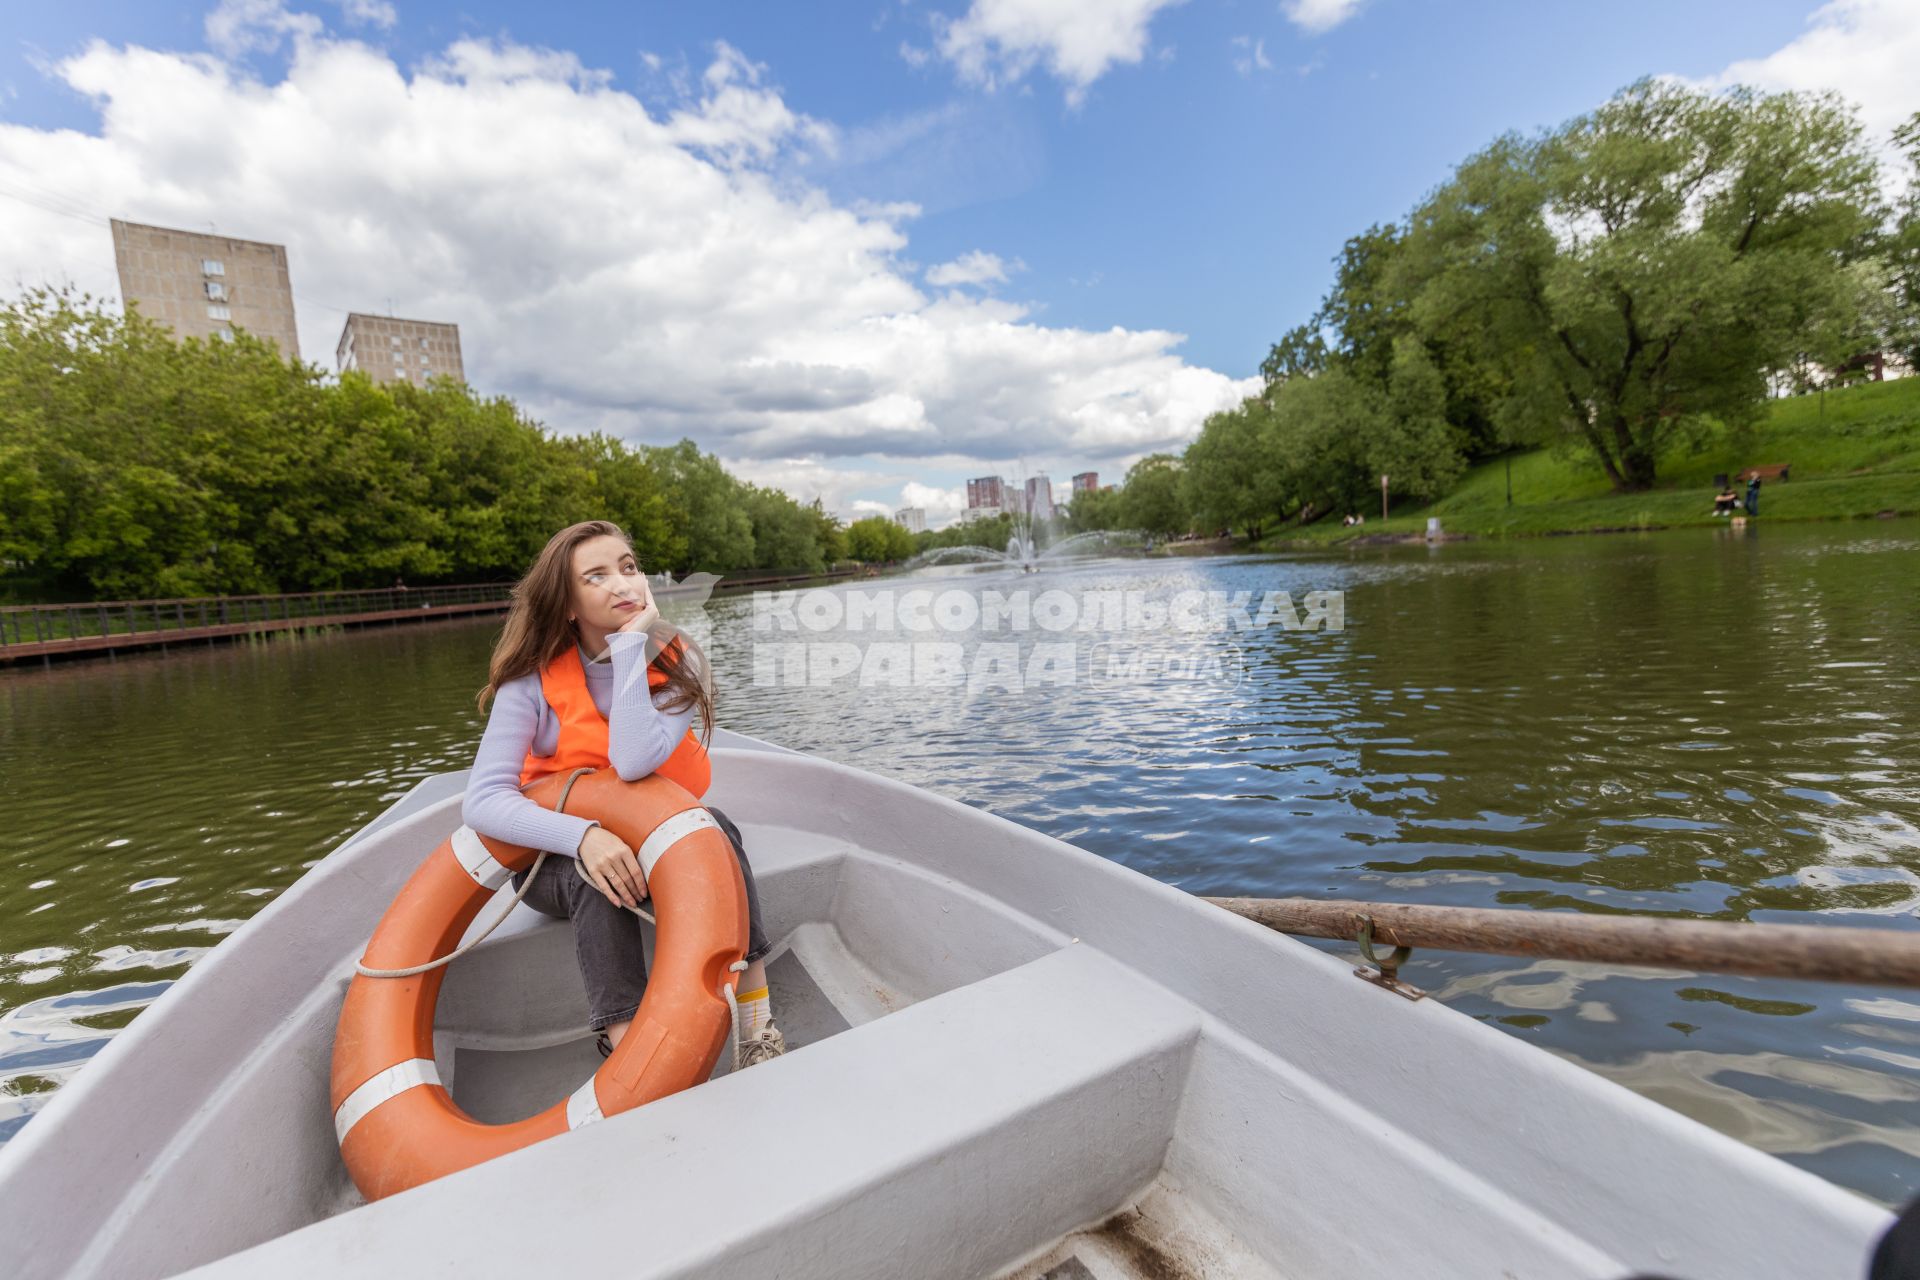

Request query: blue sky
[{"left": 1, "top": 1, "right": 1912, "bottom": 524}]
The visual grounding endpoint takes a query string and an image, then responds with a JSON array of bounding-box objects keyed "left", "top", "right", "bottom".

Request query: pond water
[{"left": 2, "top": 518, "right": 1916, "bottom": 1203}]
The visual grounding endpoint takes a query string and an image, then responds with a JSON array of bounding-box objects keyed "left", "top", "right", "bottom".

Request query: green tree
[
  {"left": 1886, "top": 111, "right": 1920, "bottom": 370},
  {"left": 642, "top": 440, "right": 755, "bottom": 574},
  {"left": 1061, "top": 486, "right": 1123, "bottom": 532},
  {"left": 558, "top": 429, "right": 683, "bottom": 571},
  {"left": 918, "top": 511, "right": 1013, "bottom": 551},
  {"left": 0, "top": 290, "right": 299, "bottom": 596},
  {"left": 1251, "top": 343, "right": 1465, "bottom": 525},
  {"left": 1268, "top": 225, "right": 1506, "bottom": 461},
  {"left": 1259, "top": 323, "right": 1328, "bottom": 386},
  {"left": 1312, "top": 225, "right": 1410, "bottom": 390},
  {"left": 1180, "top": 401, "right": 1288, "bottom": 539},
  {"left": 741, "top": 484, "right": 826, "bottom": 573},
  {"left": 1266, "top": 374, "right": 1373, "bottom": 522},
  {"left": 808, "top": 498, "right": 848, "bottom": 565},
  {"left": 844, "top": 515, "right": 912, "bottom": 563},
  {"left": 1407, "top": 79, "right": 1881, "bottom": 490},
  {"left": 402, "top": 380, "right": 600, "bottom": 586},
  {"left": 0, "top": 287, "right": 824, "bottom": 600},
  {"left": 1119, "top": 454, "right": 1188, "bottom": 536}
]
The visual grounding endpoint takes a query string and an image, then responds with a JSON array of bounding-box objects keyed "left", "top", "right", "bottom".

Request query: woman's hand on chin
[{"left": 615, "top": 596, "right": 659, "bottom": 637}]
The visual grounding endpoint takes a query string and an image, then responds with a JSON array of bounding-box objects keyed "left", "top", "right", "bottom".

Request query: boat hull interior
[{"left": 0, "top": 731, "right": 1890, "bottom": 1280}]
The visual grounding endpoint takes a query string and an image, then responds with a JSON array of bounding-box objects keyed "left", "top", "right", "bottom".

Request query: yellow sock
[{"left": 736, "top": 986, "right": 771, "bottom": 1037}]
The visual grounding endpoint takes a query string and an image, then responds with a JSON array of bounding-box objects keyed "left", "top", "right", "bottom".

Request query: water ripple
[{"left": 2, "top": 523, "right": 1917, "bottom": 1204}]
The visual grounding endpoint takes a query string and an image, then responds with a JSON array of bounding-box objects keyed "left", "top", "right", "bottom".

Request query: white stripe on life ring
[
  {"left": 452, "top": 825, "right": 514, "bottom": 890},
  {"left": 334, "top": 1058, "right": 441, "bottom": 1143},
  {"left": 566, "top": 1077, "right": 604, "bottom": 1130},
  {"left": 635, "top": 808, "right": 720, "bottom": 880}
]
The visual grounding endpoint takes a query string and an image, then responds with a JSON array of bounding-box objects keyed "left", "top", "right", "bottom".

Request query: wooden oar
[{"left": 1206, "top": 896, "right": 1920, "bottom": 996}]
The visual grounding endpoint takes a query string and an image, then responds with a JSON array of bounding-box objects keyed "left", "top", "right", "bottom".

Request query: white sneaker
[{"left": 737, "top": 1022, "right": 787, "bottom": 1069}]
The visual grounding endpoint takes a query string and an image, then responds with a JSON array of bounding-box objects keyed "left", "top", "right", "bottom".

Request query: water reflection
[
  {"left": 0, "top": 625, "right": 496, "bottom": 1147},
  {"left": 708, "top": 522, "right": 1920, "bottom": 1203},
  {"left": 1, "top": 520, "right": 1916, "bottom": 1203}
]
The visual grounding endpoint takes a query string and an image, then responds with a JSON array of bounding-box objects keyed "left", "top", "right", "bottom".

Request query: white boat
[{"left": 0, "top": 729, "right": 1892, "bottom": 1279}]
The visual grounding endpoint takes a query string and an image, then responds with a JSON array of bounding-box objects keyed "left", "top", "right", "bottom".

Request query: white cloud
[
  {"left": 1230, "top": 35, "right": 1272, "bottom": 78},
  {"left": 722, "top": 456, "right": 896, "bottom": 519},
  {"left": 900, "top": 479, "right": 967, "bottom": 523},
  {"left": 206, "top": 0, "right": 394, "bottom": 56},
  {"left": 1282, "top": 0, "right": 1364, "bottom": 35},
  {"left": 339, "top": 0, "right": 397, "bottom": 28},
  {"left": 0, "top": 19, "right": 1255, "bottom": 512},
  {"left": 722, "top": 459, "right": 1007, "bottom": 527},
  {"left": 925, "top": 249, "right": 1021, "bottom": 287},
  {"left": 661, "top": 41, "right": 835, "bottom": 165},
  {"left": 415, "top": 37, "right": 611, "bottom": 90},
  {"left": 205, "top": 0, "right": 323, "bottom": 57},
  {"left": 931, "top": 0, "right": 1185, "bottom": 105},
  {"left": 1686, "top": 0, "right": 1920, "bottom": 140}
]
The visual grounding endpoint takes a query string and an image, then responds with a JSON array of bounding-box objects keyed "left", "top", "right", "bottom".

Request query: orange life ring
[{"left": 330, "top": 768, "right": 750, "bottom": 1201}]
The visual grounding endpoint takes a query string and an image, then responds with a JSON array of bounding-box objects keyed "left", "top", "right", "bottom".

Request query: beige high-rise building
[
  {"left": 336, "top": 313, "right": 465, "bottom": 387},
  {"left": 109, "top": 219, "right": 300, "bottom": 357},
  {"left": 1024, "top": 475, "right": 1054, "bottom": 521}
]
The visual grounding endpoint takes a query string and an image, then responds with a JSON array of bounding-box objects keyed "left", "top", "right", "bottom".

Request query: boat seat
[
  {"left": 451, "top": 931, "right": 859, "bottom": 1121},
  {"left": 181, "top": 945, "right": 1205, "bottom": 1280}
]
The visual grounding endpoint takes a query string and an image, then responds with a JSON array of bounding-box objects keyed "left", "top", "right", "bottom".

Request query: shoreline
[{"left": 1247, "top": 478, "right": 1920, "bottom": 553}]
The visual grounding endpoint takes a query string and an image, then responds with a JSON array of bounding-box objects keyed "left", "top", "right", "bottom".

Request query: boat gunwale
[{"left": 0, "top": 728, "right": 1893, "bottom": 1280}]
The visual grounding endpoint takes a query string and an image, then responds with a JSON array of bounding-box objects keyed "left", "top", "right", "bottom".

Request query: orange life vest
[{"left": 518, "top": 635, "right": 710, "bottom": 796}]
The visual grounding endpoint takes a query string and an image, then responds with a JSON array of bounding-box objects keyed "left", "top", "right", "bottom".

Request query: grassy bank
[{"left": 1252, "top": 378, "right": 1920, "bottom": 548}]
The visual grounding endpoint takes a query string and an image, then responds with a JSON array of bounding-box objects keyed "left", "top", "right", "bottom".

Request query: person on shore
[
  {"left": 461, "top": 520, "right": 784, "bottom": 1066},
  {"left": 1745, "top": 476, "right": 1762, "bottom": 517},
  {"left": 1712, "top": 486, "right": 1739, "bottom": 515}
]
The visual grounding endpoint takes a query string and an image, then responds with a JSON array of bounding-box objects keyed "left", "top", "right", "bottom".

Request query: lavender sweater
[{"left": 460, "top": 629, "right": 698, "bottom": 857}]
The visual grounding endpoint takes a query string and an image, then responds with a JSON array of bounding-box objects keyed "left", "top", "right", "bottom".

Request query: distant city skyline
[{"left": 954, "top": 471, "right": 1089, "bottom": 528}]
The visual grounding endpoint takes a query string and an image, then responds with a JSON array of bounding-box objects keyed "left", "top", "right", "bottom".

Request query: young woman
[{"left": 461, "top": 520, "right": 783, "bottom": 1067}]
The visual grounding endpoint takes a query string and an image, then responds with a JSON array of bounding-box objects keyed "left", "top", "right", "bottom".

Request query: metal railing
[
  {"left": 712, "top": 566, "right": 866, "bottom": 590},
  {"left": 0, "top": 582, "right": 514, "bottom": 649},
  {"left": 0, "top": 564, "right": 881, "bottom": 654}
]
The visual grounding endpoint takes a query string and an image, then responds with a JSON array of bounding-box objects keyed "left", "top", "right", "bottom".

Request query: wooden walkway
[
  {"left": 4, "top": 600, "right": 511, "bottom": 663},
  {"left": 0, "top": 586, "right": 512, "bottom": 666},
  {"left": 0, "top": 567, "right": 871, "bottom": 667}
]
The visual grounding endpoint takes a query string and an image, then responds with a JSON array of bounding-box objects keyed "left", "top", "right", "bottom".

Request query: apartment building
[
  {"left": 110, "top": 218, "right": 300, "bottom": 357},
  {"left": 336, "top": 313, "right": 465, "bottom": 387}
]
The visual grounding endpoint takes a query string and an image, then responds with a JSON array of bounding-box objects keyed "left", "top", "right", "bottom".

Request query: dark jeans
[{"left": 513, "top": 804, "right": 771, "bottom": 1031}]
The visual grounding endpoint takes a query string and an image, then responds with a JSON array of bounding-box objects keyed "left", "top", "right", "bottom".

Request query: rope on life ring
[{"left": 352, "top": 767, "right": 593, "bottom": 979}]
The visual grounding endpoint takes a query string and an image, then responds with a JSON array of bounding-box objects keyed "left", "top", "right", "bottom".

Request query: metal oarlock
[{"left": 1354, "top": 914, "right": 1425, "bottom": 1001}]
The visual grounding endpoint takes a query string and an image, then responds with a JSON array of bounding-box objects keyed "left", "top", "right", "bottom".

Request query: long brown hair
[{"left": 477, "top": 520, "right": 715, "bottom": 743}]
